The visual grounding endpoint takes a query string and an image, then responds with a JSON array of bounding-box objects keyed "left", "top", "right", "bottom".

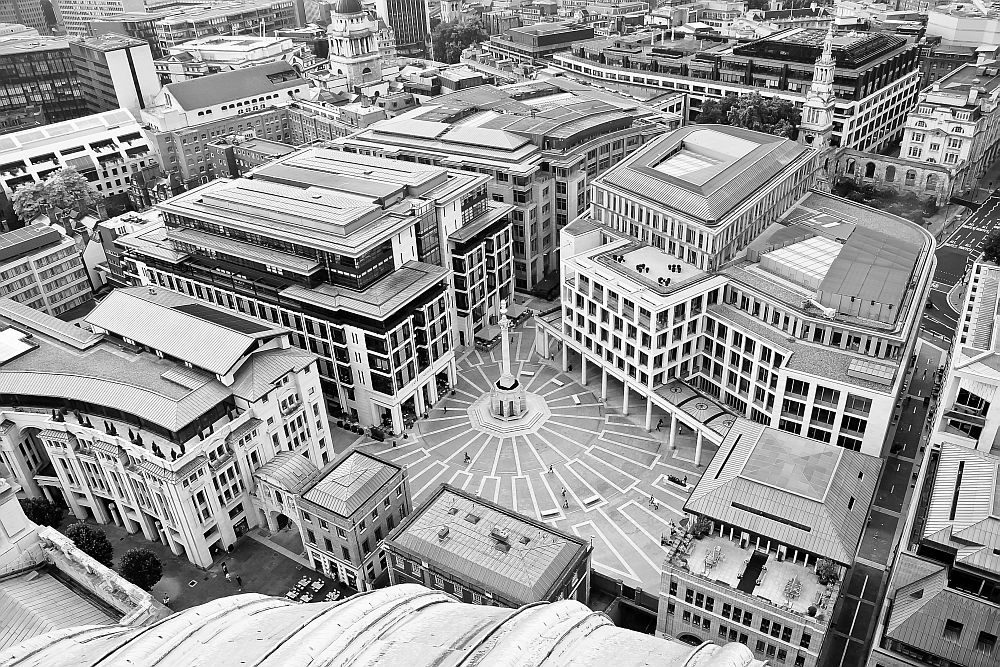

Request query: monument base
[{"left": 490, "top": 384, "right": 528, "bottom": 421}]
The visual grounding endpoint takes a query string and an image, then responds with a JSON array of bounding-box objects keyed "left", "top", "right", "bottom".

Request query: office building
[
  {"left": 58, "top": 0, "right": 146, "bottom": 38},
  {"left": 867, "top": 442, "right": 1000, "bottom": 667},
  {"left": 900, "top": 62, "right": 1000, "bottom": 201},
  {"left": 926, "top": 2, "right": 1000, "bottom": 51},
  {"left": 930, "top": 259, "right": 1000, "bottom": 453},
  {"left": 0, "top": 109, "right": 156, "bottom": 208},
  {"left": 154, "top": 35, "right": 307, "bottom": 84},
  {"left": 0, "top": 585, "right": 769, "bottom": 666},
  {"left": 153, "top": 0, "right": 299, "bottom": 51},
  {"left": 0, "top": 286, "right": 333, "bottom": 568},
  {"left": 69, "top": 33, "right": 160, "bottom": 116},
  {"left": 484, "top": 21, "right": 594, "bottom": 66},
  {"left": 657, "top": 419, "right": 879, "bottom": 667},
  {"left": 284, "top": 98, "right": 389, "bottom": 144},
  {"left": 0, "top": 225, "right": 91, "bottom": 316},
  {"left": 544, "top": 125, "right": 935, "bottom": 458},
  {"left": 384, "top": 483, "right": 593, "bottom": 608},
  {"left": 91, "top": 208, "right": 162, "bottom": 287},
  {"left": 337, "top": 77, "right": 682, "bottom": 291},
  {"left": 0, "top": 36, "right": 88, "bottom": 128},
  {"left": 140, "top": 62, "right": 308, "bottom": 187},
  {"left": 374, "top": 0, "right": 430, "bottom": 57},
  {"left": 270, "top": 449, "right": 411, "bottom": 591},
  {"left": 206, "top": 135, "right": 294, "bottom": 178},
  {"left": 0, "top": 4, "right": 48, "bottom": 34},
  {"left": 554, "top": 27, "right": 922, "bottom": 152},
  {"left": 115, "top": 148, "right": 513, "bottom": 431}
]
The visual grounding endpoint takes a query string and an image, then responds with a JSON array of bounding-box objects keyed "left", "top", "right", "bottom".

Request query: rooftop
[
  {"left": 86, "top": 287, "right": 285, "bottom": 377},
  {"left": 300, "top": 450, "right": 401, "bottom": 518},
  {"left": 255, "top": 451, "right": 321, "bottom": 495},
  {"left": 930, "top": 62, "right": 1000, "bottom": 104},
  {"left": 686, "top": 419, "right": 880, "bottom": 564},
  {"left": 0, "top": 570, "right": 118, "bottom": 652},
  {"left": 0, "top": 109, "right": 140, "bottom": 156},
  {"left": 159, "top": 62, "right": 305, "bottom": 111},
  {"left": 598, "top": 125, "right": 813, "bottom": 225},
  {"left": 70, "top": 32, "right": 147, "bottom": 51},
  {"left": 0, "top": 225, "right": 64, "bottom": 264},
  {"left": 0, "top": 36, "right": 69, "bottom": 56},
  {"left": 385, "top": 484, "right": 591, "bottom": 605},
  {"left": 0, "top": 586, "right": 766, "bottom": 666},
  {"left": 922, "top": 442, "right": 1000, "bottom": 544}
]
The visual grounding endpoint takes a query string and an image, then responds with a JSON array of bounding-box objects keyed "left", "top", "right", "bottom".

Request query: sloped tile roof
[
  {"left": 254, "top": 451, "right": 320, "bottom": 495},
  {"left": 686, "top": 419, "right": 880, "bottom": 564},
  {"left": 163, "top": 62, "right": 304, "bottom": 111},
  {"left": 301, "top": 450, "right": 400, "bottom": 518}
]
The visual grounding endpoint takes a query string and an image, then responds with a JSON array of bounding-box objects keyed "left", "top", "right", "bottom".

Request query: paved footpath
[{"left": 356, "top": 318, "right": 715, "bottom": 593}]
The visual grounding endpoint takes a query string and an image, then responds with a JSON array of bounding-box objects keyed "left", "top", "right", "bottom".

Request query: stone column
[
  {"left": 622, "top": 383, "right": 630, "bottom": 416},
  {"left": 601, "top": 369, "right": 608, "bottom": 401},
  {"left": 695, "top": 430, "right": 703, "bottom": 467},
  {"left": 414, "top": 387, "right": 425, "bottom": 417},
  {"left": 390, "top": 405, "right": 404, "bottom": 435},
  {"left": 645, "top": 396, "right": 653, "bottom": 432},
  {"left": 581, "top": 355, "right": 587, "bottom": 386},
  {"left": 669, "top": 414, "right": 677, "bottom": 453},
  {"left": 561, "top": 344, "right": 568, "bottom": 372},
  {"left": 41, "top": 486, "right": 55, "bottom": 504}
]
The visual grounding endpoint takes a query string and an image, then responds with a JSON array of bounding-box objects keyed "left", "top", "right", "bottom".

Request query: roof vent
[
  {"left": 437, "top": 526, "right": 449, "bottom": 540},
  {"left": 490, "top": 526, "right": 510, "bottom": 543},
  {"left": 464, "top": 512, "right": 480, "bottom": 524},
  {"left": 519, "top": 535, "right": 531, "bottom": 545},
  {"left": 149, "top": 287, "right": 157, "bottom": 295},
  {"left": 447, "top": 507, "right": 459, "bottom": 515}
]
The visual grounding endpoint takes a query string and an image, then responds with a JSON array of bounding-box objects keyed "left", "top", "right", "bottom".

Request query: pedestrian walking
[
  {"left": 225, "top": 572, "right": 232, "bottom": 583},
  {"left": 656, "top": 418, "right": 663, "bottom": 431},
  {"left": 221, "top": 562, "right": 228, "bottom": 575},
  {"left": 683, "top": 476, "right": 688, "bottom": 486},
  {"left": 236, "top": 575, "right": 243, "bottom": 591},
  {"left": 649, "top": 494, "right": 654, "bottom": 505},
  {"left": 563, "top": 499, "right": 569, "bottom": 509},
  {"left": 548, "top": 464, "right": 553, "bottom": 474},
  {"left": 561, "top": 486, "right": 566, "bottom": 497},
  {"left": 162, "top": 594, "right": 170, "bottom": 606}
]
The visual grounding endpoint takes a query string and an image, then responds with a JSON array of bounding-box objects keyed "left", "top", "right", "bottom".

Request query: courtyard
[{"left": 355, "top": 316, "right": 718, "bottom": 592}]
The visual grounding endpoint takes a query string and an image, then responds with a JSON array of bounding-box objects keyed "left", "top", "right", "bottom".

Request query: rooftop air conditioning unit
[
  {"left": 438, "top": 526, "right": 449, "bottom": 540},
  {"left": 490, "top": 526, "right": 510, "bottom": 543}
]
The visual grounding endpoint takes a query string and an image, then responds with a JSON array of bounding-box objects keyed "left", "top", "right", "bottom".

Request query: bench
[
  {"left": 572, "top": 395, "right": 581, "bottom": 405},
  {"left": 540, "top": 508, "right": 561, "bottom": 518},
  {"left": 552, "top": 378, "right": 564, "bottom": 387}
]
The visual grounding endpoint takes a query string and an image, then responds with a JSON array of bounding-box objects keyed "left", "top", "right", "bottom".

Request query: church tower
[
  {"left": 327, "top": 0, "right": 382, "bottom": 90},
  {"left": 799, "top": 26, "right": 838, "bottom": 189}
]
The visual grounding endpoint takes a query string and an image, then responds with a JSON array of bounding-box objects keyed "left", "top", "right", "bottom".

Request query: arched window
[
  {"left": 846, "top": 159, "right": 856, "bottom": 175},
  {"left": 915, "top": 120, "right": 927, "bottom": 128},
  {"left": 905, "top": 170, "right": 917, "bottom": 186},
  {"left": 885, "top": 166, "right": 896, "bottom": 182},
  {"left": 952, "top": 126, "right": 964, "bottom": 133},
  {"left": 865, "top": 162, "right": 876, "bottom": 178},
  {"left": 925, "top": 173, "right": 937, "bottom": 191}
]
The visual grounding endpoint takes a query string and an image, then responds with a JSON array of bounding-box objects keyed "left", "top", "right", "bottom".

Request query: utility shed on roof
[{"left": 383, "top": 484, "right": 592, "bottom": 607}]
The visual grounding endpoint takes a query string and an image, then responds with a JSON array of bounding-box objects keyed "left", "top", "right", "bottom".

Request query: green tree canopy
[
  {"left": 119, "top": 548, "right": 163, "bottom": 591},
  {"left": 432, "top": 19, "right": 486, "bottom": 64},
  {"left": 696, "top": 92, "right": 801, "bottom": 139},
  {"left": 10, "top": 167, "right": 100, "bottom": 224},
  {"left": 984, "top": 229, "right": 1000, "bottom": 265},
  {"left": 19, "top": 497, "right": 64, "bottom": 527},
  {"left": 65, "top": 523, "right": 114, "bottom": 567}
]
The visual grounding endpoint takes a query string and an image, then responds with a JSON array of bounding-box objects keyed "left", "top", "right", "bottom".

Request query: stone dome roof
[
  {"left": 0, "top": 585, "right": 767, "bottom": 667},
  {"left": 333, "top": 0, "right": 364, "bottom": 14}
]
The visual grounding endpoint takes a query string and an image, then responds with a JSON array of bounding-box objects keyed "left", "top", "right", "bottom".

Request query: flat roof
[
  {"left": 686, "top": 419, "right": 881, "bottom": 563},
  {"left": 385, "top": 484, "right": 590, "bottom": 605},
  {"left": 0, "top": 36, "right": 69, "bottom": 56},
  {"left": 70, "top": 33, "right": 147, "bottom": 51},
  {"left": 301, "top": 450, "right": 401, "bottom": 518},
  {"left": 0, "top": 226, "right": 63, "bottom": 264},
  {"left": 598, "top": 125, "right": 812, "bottom": 225},
  {"left": 0, "top": 109, "right": 141, "bottom": 156}
]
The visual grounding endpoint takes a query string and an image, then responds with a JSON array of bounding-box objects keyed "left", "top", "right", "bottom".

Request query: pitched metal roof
[
  {"left": 886, "top": 553, "right": 1000, "bottom": 667},
  {"left": 254, "top": 451, "right": 320, "bottom": 495},
  {"left": 385, "top": 484, "right": 590, "bottom": 605},
  {"left": 0, "top": 298, "right": 100, "bottom": 349},
  {"left": 686, "top": 419, "right": 880, "bottom": 564},
  {"left": 162, "top": 62, "right": 304, "bottom": 111},
  {"left": 922, "top": 443, "right": 1000, "bottom": 540},
  {"left": 598, "top": 126, "right": 812, "bottom": 225},
  {"left": 86, "top": 288, "right": 284, "bottom": 377},
  {"left": 228, "top": 348, "right": 317, "bottom": 403},
  {"left": 301, "top": 450, "right": 400, "bottom": 517}
]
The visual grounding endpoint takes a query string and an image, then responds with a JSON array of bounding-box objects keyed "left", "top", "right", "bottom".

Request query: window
[
  {"left": 306, "top": 530, "right": 316, "bottom": 544},
  {"left": 800, "top": 633, "right": 811, "bottom": 649},
  {"left": 371, "top": 507, "right": 379, "bottom": 520},
  {"left": 361, "top": 538, "right": 370, "bottom": 554},
  {"left": 944, "top": 619, "right": 963, "bottom": 642},
  {"left": 302, "top": 511, "right": 312, "bottom": 523},
  {"left": 324, "top": 537, "right": 333, "bottom": 551},
  {"left": 336, "top": 527, "right": 347, "bottom": 539},
  {"left": 358, "top": 519, "right": 365, "bottom": 532},
  {"left": 977, "top": 631, "right": 997, "bottom": 653},
  {"left": 342, "top": 546, "right": 350, "bottom": 560}
]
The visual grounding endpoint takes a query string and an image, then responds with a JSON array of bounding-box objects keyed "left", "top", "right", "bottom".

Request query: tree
[
  {"left": 689, "top": 516, "right": 713, "bottom": 538},
  {"left": 19, "top": 497, "right": 64, "bottom": 527},
  {"left": 695, "top": 92, "right": 801, "bottom": 139},
  {"left": 10, "top": 167, "right": 100, "bottom": 224},
  {"left": 431, "top": 19, "right": 486, "bottom": 64},
  {"left": 119, "top": 548, "right": 163, "bottom": 591},
  {"left": 815, "top": 558, "right": 839, "bottom": 586},
  {"left": 65, "top": 523, "right": 114, "bottom": 567},
  {"left": 984, "top": 229, "right": 1000, "bottom": 265}
]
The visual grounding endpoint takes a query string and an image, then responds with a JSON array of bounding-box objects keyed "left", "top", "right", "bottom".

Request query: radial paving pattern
[{"left": 357, "top": 319, "right": 718, "bottom": 591}]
